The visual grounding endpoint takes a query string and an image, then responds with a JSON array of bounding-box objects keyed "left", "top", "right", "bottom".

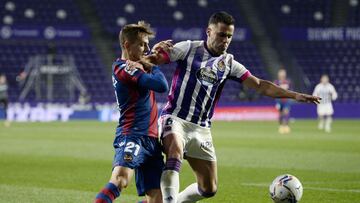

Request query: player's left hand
[
  {"left": 295, "top": 93, "right": 321, "bottom": 104},
  {"left": 151, "top": 40, "right": 173, "bottom": 54}
]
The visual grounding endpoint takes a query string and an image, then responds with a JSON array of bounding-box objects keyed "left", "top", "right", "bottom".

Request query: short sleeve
[
  {"left": 228, "top": 59, "right": 251, "bottom": 82},
  {"left": 170, "top": 40, "right": 191, "bottom": 61}
]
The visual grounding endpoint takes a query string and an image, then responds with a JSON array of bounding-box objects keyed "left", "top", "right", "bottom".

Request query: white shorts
[
  {"left": 159, "top": 115, "right": 217, "bottom": 161},
  {"left": 317, "top": 103, "right": 334, "bottom": 116}
]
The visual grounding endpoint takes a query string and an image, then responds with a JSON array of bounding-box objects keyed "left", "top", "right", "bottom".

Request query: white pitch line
[{"left": 241, "top": 183, "right": 360, "bottom": 193}]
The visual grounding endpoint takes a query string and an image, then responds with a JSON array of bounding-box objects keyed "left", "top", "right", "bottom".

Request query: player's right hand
[
  {"left": 126, "top": 60, "right": 145, "bottom": 72},
  {"left": 295, "top": 93, "right": 321, "bottom": 104}
]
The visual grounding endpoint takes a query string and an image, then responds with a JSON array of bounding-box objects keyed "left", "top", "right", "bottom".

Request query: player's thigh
[
  {"left": 162, "top": 133, "right": 184, "bottom": 159},
  {"left": 187, "top": 156, "right": 217, "bottom": 192},
  {"left": 160, "top": 115, "right": 185, "bottom": 159},
  {"left": 110, "top": 165, "right": 134, "bottom": 188},
  {"left": 184, "top": 125, "right": 216, "bottom": 162},
  {"left": 135, "top": 139, "right": 164, "bottom": 196},
  {"left": 145, "top": 189, "right": 162, "bottom": 203}
]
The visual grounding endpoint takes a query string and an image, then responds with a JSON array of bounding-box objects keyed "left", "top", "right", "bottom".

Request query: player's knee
[
  {"left": 167, "top": 151, "right": 182, "bottom": 160},
  {"left": 165, "top": 143, "right": 183, "bottom": 160},
  {"left": 110, "top": 175, "right": 129, "bottom": 190},
  {"left": 145, "top": 189, "right": 162, "bottom": 203},
  {"left": 163, "top": 134, "right": 183, "bottom": 159}
]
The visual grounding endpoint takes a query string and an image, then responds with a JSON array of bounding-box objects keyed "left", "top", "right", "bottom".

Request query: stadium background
[{"left": 0, "top": 0, "right": 359, "bottom": 202}]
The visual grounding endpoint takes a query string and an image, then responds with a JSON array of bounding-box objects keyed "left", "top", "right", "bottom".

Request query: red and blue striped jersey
[
  {"left": 274, "top": 79, "right": 291, "bottom": 102},
  {"left": 112, "top": 58, "right": 168, "bottom": 138}
]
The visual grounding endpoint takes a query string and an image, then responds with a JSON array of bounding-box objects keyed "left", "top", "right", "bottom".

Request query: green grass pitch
[{"left": 0, "top": 120, "right": 359, "bottom": 203}]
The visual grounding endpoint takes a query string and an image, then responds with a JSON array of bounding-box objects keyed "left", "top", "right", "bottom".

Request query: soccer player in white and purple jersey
[
  {"left": 313, "top": 74, "right": 338, "bottom": 132},
  {"left": 150, "top": 11, "right": 321, "bottom": 203}
]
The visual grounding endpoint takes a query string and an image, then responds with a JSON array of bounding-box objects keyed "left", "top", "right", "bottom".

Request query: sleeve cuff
[
  {"left": 240, "top": 71, "right": 251, "bottom": 81},
  {"left": 158, "top": 49, "right": 171, "bottom": 64}
]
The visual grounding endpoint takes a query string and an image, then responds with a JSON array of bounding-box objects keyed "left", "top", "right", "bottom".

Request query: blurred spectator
[
  {"left": 313, "top": 74, "right": 338, "bottom": 133},
  {"left": 274, "top": 69, "right": 292, "bottom": 134},
  {"left": 0, "top": 73, "right": 10, "bottom": 127}
]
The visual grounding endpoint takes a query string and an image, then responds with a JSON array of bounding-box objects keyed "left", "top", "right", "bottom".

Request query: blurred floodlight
[
  {"left": 281, "top": 5, "right": 291, "bottom": 14},
  {"left": 198, "top": 0, "right": 208, "bottom": 7},
  {"left": 116, "top": 17, "right": 127, "bottom": 26},
  {"left": 24, "top": 8, "right": 35, "bottom": 18},
  {"left": 5, "top": 1, "right": 15, "bottom": 11},
  {"left": 56, "top": 9, "right": 67, "bottom": 19},
  {"left": 173, "top": 11, "right": 184, "bottom": 21},
  {"left": 350, "top": 0, "right": 358, "bottom": 7},
  {"left": 314, "top": 11, "right": 323, "bottom": 21},
  {"left": 167, "top": 0, "right": 177, "bottom": 7},
  {"left": 3, "top": 15, "right": 13, "bottom": 25},
  {"left": 124, "top": 3, "right": 135, "bottom": 13}
]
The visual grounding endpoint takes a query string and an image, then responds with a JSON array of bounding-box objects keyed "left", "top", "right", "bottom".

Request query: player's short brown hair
[
  {"left": 119, "top": 21, "right": 155, "bottom": 50},
  {"left": 208, "top": 11, "right": 235, "bottom": 26}
]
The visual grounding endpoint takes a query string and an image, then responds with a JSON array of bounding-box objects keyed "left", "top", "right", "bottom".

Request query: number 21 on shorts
[{"left": 124, "top": 142, "right": 140, "bottom": 156}]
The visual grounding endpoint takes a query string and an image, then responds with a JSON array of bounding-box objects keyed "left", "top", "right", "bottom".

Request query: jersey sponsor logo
[
  {"left": 196, "top": 66, "right": 218, "bottom": 86},
  {"left": 200, "top": 141, "right": 213, "bottom": 152},
  {"left": 123, "top": 153, "right": 133, "bottom": 162},
  {"left": 217, "top": 59, "right": 226, "bottom": 72}
]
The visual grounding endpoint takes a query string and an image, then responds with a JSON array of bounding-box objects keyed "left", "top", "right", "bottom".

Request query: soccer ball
[{"left": 269, "top": 174, "right": 303, "bottom": 203}]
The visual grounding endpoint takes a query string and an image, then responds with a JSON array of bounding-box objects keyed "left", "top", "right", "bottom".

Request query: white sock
[
  {"left": 161, "top": 170, "right": 179, "bottom": 203},
  {"left": 177, "top": 183, "right": 205, "bottom": 203},
  {"left": 325, "top": 116, "right": 332, "bottom": 132}
]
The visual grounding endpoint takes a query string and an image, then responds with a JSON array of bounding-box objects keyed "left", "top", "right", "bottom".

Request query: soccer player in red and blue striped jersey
[
  {"left": 274, "top": 69, "right": 293, "bottom": 134},
  {"left": 94, "top": 21, "right": 168, "bottom": 203}
]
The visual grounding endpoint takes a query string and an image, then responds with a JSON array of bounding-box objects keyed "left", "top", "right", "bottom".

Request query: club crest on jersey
[
  {"left": 217, "top": 60, "right": 226, "bottom": 72},
  {"left": 124, "top": 65, "right": 138, "bottom": 76},
  {"left": 196, "top": 66, "right": 218, "bottom": 86}
]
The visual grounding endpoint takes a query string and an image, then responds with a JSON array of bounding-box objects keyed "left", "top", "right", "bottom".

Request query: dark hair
[
  {"left": 208, "top": 11, "right": 235, "bottom": 26},
  {"left": 119, "top": 21, "right": 155, "bottom": 49}
]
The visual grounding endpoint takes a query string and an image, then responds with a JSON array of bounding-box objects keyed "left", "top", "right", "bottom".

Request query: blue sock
[{"left": 95, "top": 183, "right": 120, "bottom": 203}]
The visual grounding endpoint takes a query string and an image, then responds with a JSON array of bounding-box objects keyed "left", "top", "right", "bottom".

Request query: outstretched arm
[
  {"left": 138, "top": 66, "right": 169, "bottom": 93},
  {"left": 243, "top": 75, "right": 321, "bottom": 104}
]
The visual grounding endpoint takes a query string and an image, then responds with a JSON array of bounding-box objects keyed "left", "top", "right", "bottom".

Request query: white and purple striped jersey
[
  {"left": 161, "top": 40, "right": 251, "bottom": 127},
  {"left": 312, "top": 83, "right": 338, "bottom": 105}
]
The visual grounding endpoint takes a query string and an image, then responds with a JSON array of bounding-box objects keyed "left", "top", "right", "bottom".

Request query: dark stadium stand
[
  {"left": 265, "top": 0, "right": 332, "bottom": 27},
  {"left": 0, "top": 41, "right": 112, "bottom": 103},
  {"left": 284, "top": 40, "right": 360, "bottom": 103},
  {"left": 92, "top": 0, "right": 247, "bottom": 34},
  {"left": 1, "top": 0, "right": 359, "bottom": 105},
  {"left": 1, "top": 0, "right": 83, "bottom": 25}
]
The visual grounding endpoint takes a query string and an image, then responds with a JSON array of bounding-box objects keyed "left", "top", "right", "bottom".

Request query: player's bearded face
[
  {"left": 128, "top": 34, "right": 150, "bottom": 61},
  {"left": 207, "top": 23, "right": 234, "bottom": 55}
]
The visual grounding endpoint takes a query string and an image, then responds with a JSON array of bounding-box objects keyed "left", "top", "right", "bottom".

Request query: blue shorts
[{"left": 113, "top": 135, "right": 164, "bottom": 196}]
